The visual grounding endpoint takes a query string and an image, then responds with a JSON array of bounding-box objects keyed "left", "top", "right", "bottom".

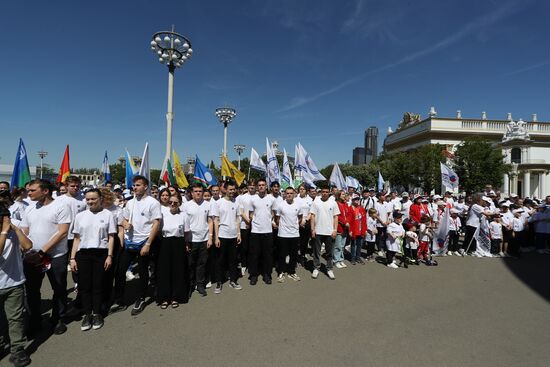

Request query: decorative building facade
[{"left": 383, "top": 108, "right": 550, "bottom": 198}]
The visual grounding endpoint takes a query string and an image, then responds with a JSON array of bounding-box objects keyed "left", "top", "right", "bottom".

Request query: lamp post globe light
[
  {"left": 150, "top": 26, "right": 193, "bottom": 165},
  {"left": 37, "top": 150, "right": 48, "bottom": 179},
  {"left": 215, "top": 107, "right": 237, "bottom": 156},
  {"left": 233, "top": 144, "right": 246, "bottom": 170}
]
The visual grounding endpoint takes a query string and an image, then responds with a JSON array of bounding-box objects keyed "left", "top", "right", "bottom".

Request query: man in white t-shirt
[
  {"left": 247, "top": 179, "right": 277, "bottom": 285},
  {"left": 21, "top": 179, "right": 72, "bottom": 335},
  {"left": 211, "top": 181, "right": 242, "bottom": 293},
  {"left": 310, "top": 185, "right": 340, "bottom": 280},
  {"left": 184, "top": 183, "right": 214, "bottom": 297},
  {"left": 236, "top": 180, "right": 256, "bottom": 274},
  {"left": 275, "top": 187, "right": 307, "bottom": 282},
  {"left": 0, "top": 213, "right": 33, "bottom": 365},
  {"left": 111, "top": 175, "right": 161, "bottom": 316}
]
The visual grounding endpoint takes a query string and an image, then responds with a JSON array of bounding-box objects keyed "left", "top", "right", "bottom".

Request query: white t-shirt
[
  {"left": 236, "top": 193, "right": 254, "bottom": 230},
  {"left": 466, "top": 204, "right": 485, "bottom": 228},
  {"left": 489, "top": 222, "right": 502, "bottom": 240},
  {"left": 0, "top": 232, "right": 25, "bottom": 289},
  {"left": 210, "top": 197, "right": 240, "bottom": 239},
  {"left": 72, "top": 209, "right": 117, "bottom": 249},
  {"left": 161, "top": 210, "right": 186, "bottom": 238},
  {"left": 448, "top": 216, "right": 462, "bottom": 231},
  {"left": 419, "top": 223, "right": 431, "bottom": 242},
  {"left": 123, "top": 196, "right": 162, "bottom": 243},
  {"left": 107, "top": 204, "right": 124, "bottom": 226},
  {"left": 365, "top": 216, "right": 378, "bottom": 242},
  {"left": 248, "top": 194, "right": 276, "bottom": 234},
  {"left": 269, "top": 194, "right": 284, "bottom": 213},
  {"left": 501, "top": 211, "right": 514, "bottom": 229},
  {"left": 9, "top": 201, "right": 29, "bottom": 228},
  {"left": 375, "top": 201, "right": 389, "bottom": 227},
  {"left": 21, "top": 199, "right": 72, "bottom": 258},
  {"left": 310, "top": 198, "right": 340, "bottom": 236},
  {"left": 512, "top": 217, "right": 525, "bottom": 232},
  {"left": 183, "top": 200, "right": 212, "bottom": 242},
  {"left": 276, "top": 200, "right": 307, "bottom": 238},
  {"left": 405, "top": 231, "right": 418, "bottom": 250},
  {"left": 386, "top": 222, "right": 405, "bottom": 252},
  {"left": 56, "top": 193, "right": 86, "bottom": 240}
]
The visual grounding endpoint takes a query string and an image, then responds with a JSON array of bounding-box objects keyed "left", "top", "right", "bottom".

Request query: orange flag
[{"left": 57, "top": 145, "right": 71, "bottom": 183}]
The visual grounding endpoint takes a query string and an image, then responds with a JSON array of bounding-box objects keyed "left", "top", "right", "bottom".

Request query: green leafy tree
[
  {"left": 109, "top": 163, "right": 124, "bottom": 184},
  {"left": 453, "top": 137, "right": 510, "bottom": 193}
]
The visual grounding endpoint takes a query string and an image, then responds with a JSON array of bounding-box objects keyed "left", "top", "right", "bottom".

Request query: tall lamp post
[
  {"left": 37, "top": 150, "right": 48, "bottom": 179},
  {"left": 215, "top": 107, "right": 237, "bottom": 156},
  {"left": 233, "top": 144, "right": 246, "bottom": 170},
  {"left": 150, "top": 26, "right": 193, "bottom": 166}
]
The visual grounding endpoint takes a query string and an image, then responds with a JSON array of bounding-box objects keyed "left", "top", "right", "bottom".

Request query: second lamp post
[{"left": 215, "top": 107, "right": 237, "bottom": 156}]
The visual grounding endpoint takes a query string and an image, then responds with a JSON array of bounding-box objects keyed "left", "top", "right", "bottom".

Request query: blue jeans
[
  {"left": 333, "top": 234, "right": 346, "bottom": 262},
  {"left": 351, "top": 237, "right": 363, "bottom": 261}
]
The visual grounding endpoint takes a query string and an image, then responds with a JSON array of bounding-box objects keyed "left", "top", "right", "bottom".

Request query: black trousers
[
  {"left": 376, "top": 227, "right": 387, "bottom": 251},
  {"left": 103, "top": 235, "right": 121, "bottom": 305},
  {"left": 248, "top": 233, "right": 273, "bottom": 279},
  {"left": 463, "top": 225, "right": 478, "bottom": 252},
  {"left": 157, "top": 237, "right": 188, "bottom": 303},
  {"left": 77, "top": 248, "right": 107, "bottom": 315},
  {"left": 386, "top": 250, "right": 396, "bottom": 264},
  {"left": 366, "top": 241, "right": 376, "bottom": 256},
  {"left": 188, "top": 241, "right": 208, "bottom": 288},
  {"left": 448, "top": 230, "right": 460, "bottom": 252},
  {"left": 24, "top": 254, "right": 68, "bottom": 328},
  {"left": 299, "top": 224, "right": 311, "bottom": 257},
  {"left": 206, "top": 245, "right": 216, "bottom": 283},
  {"left": 490, "top": 239, "right": 502, "bottom": 254},
  {"left": 239, "top": 228, "right": 250, "bottom": 268},
  {"left": 277, "top": 236, "right": 299, "bottom": 275},
  {"left": 114, "top": 248, "right": 150, "bottom": 302},
  {"left": 215, "top": 237, "right": 239, "bottom": 283}
]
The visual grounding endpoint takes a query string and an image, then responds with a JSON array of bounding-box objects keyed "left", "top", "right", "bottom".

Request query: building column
[
  {"left": 523, "top": 171, "right": 531, "bottom": 198},
  {"left": 503, "top": 173, "right": 509, "bottom": 195},
  {"left": 510, "top": 173, "right": 518, "bottom": 195},
  {"left": 540, "top": 172, "right": 547, "bottom": 198}
]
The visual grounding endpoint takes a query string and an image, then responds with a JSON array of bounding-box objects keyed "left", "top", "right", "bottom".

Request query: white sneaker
[
  {"left": 344, "top": 245, "right": 351, "bottom": 253},
  {"left": 340, "top": 261, "right": 347, "bottom": 268},
  {"left": 206, "top": 281, "right": 212, "bottom": 289},
  {"left": 447, "top": 251, "right": 453, "bottom": 256},
  {"left": 241, "top": 267, "right": 247, "bottom": 276},
  {"left": 125, "top": 271, "right": 136, "bottom": 281},
  {"left": 387, "top": 262, "right": 398, "bottom": 269},
  {"left": 458, "top": 249, "right": 465, "bottom": 256},
  {"left": 499, "top": 252, "right": 505, "bottom": 257},
  {"left": 277, "top": 273, "right": 286, "bottom": 283},
  {"left": 287, "top": 273, "right": 301, "bottom": 281},
  {"left": 327, "top": 270, "right": 335, "bottom": 280},
  {"left": 378, "top": 250, "right": 385, "bottom": 257},
  {"left": 335, "top": 262, "right": 342, "bottom": 269},
  {"left": 312, "top": 269, "right": 319, "bottom": 279}
]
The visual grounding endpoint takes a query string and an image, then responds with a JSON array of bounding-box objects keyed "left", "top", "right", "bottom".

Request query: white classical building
[{"left": 383, "top": 108, "right": 550, "bottom": 199}]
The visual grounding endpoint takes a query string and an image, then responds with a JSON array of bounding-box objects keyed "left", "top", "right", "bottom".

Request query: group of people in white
[{"left": 1, "top": 176, "right": 549, "bottom": 367}]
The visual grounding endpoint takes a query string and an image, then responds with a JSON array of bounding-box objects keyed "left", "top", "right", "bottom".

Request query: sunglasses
[{"left": 169, "top": 201, "right": 180, "bottom": 205}]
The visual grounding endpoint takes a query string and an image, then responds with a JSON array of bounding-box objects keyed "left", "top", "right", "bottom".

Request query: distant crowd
[{"left": 1, "top": 177, "right": 549, "bottom": 367}]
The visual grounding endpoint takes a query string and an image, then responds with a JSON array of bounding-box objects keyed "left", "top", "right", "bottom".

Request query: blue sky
[{"left": 1, "top": 0, "right": 549, "bottom": 170}]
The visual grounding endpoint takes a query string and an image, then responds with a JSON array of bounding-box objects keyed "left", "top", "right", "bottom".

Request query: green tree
[
  {"left": 109, "top": 163, "right": 124, "bottom": 184},
  {"left": 453, "top": 137, "right": 510, "bottom": 193}
]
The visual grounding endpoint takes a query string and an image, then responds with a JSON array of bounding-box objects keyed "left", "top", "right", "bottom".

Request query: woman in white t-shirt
[
  {"left": 70, "top": 189, "right": 116, "bottom": 331},
  {"left": 157, "top": 193, "right": 188, "bottom": 308}
]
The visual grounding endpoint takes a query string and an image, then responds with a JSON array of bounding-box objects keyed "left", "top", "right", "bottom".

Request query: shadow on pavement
[{"left": 504, "top": 254, "right": 550, "bottom": 302}]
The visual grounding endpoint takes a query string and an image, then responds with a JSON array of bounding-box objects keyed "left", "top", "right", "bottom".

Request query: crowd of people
[{"left": 0, "top": 176, "right": 549, "bottom": 367}]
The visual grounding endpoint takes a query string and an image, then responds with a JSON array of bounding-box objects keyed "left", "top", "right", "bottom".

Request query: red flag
[{"left": 57, "top": 145, "right": 71, "bottom": 183}]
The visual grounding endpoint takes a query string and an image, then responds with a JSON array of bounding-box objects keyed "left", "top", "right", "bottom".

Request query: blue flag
[
  {"left": 11, "top": 138, "right": 31, "bottom": 188},
  {"left": 125, "top": 150, "right": 138, "bottom": 188},
  {"left": 102, "top": 151, "right": 111, "bottom": 183},
  {"left": 193, "top": 155, "right": 218, "bottom": 186}
]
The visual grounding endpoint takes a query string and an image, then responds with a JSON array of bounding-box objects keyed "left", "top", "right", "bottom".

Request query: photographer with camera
[{"left": 1, "top": 198, "right": 33, "bottom": 366}]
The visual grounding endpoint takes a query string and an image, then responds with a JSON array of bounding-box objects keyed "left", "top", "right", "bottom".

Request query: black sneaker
[
  {"left": 263, "top": 276, "right": 272, "bottom": 285},
  {"left": 53, "top": 320, "right": 67, "bottom": 335},
  {"left": 214, "top": 282, "right": 222, "bottom": 294},
  {"left": 81, "top": 314, "right": 92, "bottom": 331},
  {"left": 92, "top": 314, "right": 104, "bottom": 330},
  {"left": 109, "top": 301, "right": 127, "bottom": 314},
  {"left": 249, "top": 276, "right": 258, "bottom": 286},
  {"left": 197, "top": 286, "right": 207, "bottom": 297},
  {"left": 229, "top": 281, "right": 242, "bottom": 290},
  {"left": 9, "top": 348, "right": 31, "bottom": 367},
  {"left": 131, "top": 298, "right": 146, "bottom": 316}
]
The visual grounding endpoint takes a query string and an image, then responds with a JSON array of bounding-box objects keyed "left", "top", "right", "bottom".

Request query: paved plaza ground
[{"left": 1, "top": 254, "right": 549, "bottom": 367}]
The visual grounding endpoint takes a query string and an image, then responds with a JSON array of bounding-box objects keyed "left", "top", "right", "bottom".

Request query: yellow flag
[
  {"left": 221, "top": 155, "right": 245, "bottom": 186},
  {"left": 172, "top": 150, "right": 189, "bottom": 188}
]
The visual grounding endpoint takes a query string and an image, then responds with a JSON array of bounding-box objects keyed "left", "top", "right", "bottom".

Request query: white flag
[
  {"left": 345, "top": 176, "right": 361, "bottom": 190},
  {"left": 282, "top": 148, "right": 293, "bottom": 186},
  {"left": 329, "top": 163, "right": 346, "bottom": 190},
  {"left": 138, "top": 142, "right": 150, "bottom": 189},
  {"left": 473, "top": 217, "right": 493, "bottom": 257},
  {"left": 266, "top": 138, "right": 281, "bottom": 185},
  {"left": 440, "top": 163, "right": 459, "bottom": 190},
  {"left": 250, "top": 147, "right": 266, "bottom": 172},
  {"left": 378, "top": 172, "right": 385, "bottom": 192},
  {"left": 432, "top": 207, "right": 449, "bottom": 256},
  {"left": 298, "top": 143, "right": 326, "bottom": 181}
]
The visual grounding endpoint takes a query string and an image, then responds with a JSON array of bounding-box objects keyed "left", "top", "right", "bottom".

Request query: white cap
[
  {"left": 432, "top": 194, "right": 442, "bottom": 200},
  {"left": 450, "top": 208, "right": 460, "bottom": 214},
  {"left": 401, "top": 192, "right": 409, "bottom": 197},
  {"left": 482, "top": 196, "right": 492, "bottom": 202},
  {"left": 113, "top": 184, "right": 121, "bottom": 190},
  {"left": 436, "top": 200, "right": 446, "bottom": 206},
  {"left": 513, "top": 208, "right": 524, "bottom": 214},
  {"left": 500, "top": 202, "right": 510, "bottom": 207}
]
